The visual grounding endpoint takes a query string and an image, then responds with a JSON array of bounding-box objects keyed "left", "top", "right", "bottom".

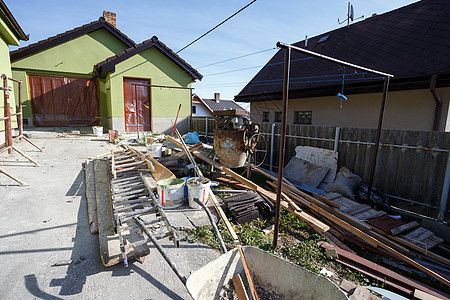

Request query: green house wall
[
  {"left": 0, "top": 17, "right": 20, "bottom": 131},
  {"left": 11, "top": 28, "right": 130, "bottom": 123},
  {"left": 105, "top": 47, "right": 193, "bottom": 133}
]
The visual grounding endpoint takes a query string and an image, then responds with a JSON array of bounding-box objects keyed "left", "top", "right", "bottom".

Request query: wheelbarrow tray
[{"left": 186, "top": 246, "right": 348, "bottom": 300}]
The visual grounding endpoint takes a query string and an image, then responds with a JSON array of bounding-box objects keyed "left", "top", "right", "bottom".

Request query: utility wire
[{"left": 177, "top": 0, "right": 257, "bottom": 53}]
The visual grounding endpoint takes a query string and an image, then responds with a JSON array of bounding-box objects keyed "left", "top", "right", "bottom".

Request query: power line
[
  {"left": 177, "top": 0, "right": 257, "bottom": 53},
  {"left": 152, "top": 47, "right": 277, "bottom": 83}
]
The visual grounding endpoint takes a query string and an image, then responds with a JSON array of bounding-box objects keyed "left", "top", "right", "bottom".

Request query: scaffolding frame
[{"left": 0, "top": 74, "right": 42, "bottom": 186}]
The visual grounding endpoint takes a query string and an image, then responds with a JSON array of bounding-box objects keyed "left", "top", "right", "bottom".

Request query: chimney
[
  {"left": 214, "top": 93, "right": 220, "bottom": 103},
  {"left": 103, "top": 11, "right": 116, "bottom": 27}
]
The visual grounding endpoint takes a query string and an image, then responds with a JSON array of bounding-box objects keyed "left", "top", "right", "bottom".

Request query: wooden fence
[{"left": 191, "top": 117, "right": 450, "bottom": 220}]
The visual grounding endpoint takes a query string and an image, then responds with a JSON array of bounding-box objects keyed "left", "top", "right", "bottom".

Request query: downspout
[{"left": 430, "top": 74, "right": 442, "bottom": 131}]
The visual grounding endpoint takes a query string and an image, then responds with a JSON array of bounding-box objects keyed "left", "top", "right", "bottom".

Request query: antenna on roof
[{"left": 338, "top": 2, "right": 363, "bottom": 27}]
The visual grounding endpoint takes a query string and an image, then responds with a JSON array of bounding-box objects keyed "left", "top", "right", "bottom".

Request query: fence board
[{"left": 191, "top": 117, "right": 450, "bottom": 219}]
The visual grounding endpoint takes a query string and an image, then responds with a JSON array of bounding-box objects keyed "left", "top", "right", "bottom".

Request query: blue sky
[{"left": 6, "top": 0, "right": 416, "bottom": 102}]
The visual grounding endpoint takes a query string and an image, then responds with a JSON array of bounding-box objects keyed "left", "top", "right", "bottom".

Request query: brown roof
[
  {"left": 235, "top": 0, "right": 450, "bottom": 102},
  {"left": 0, "top": 0, "right": 28, "bottom": 41},
  {"left": 195, "top": 95, "right": 246, "bottom": 112},
  {"left": 10, "top": 17, "right": 135, "bottom": 62},
  {"left": 94, "top": 36, "right": 202, "bottom": 80}
]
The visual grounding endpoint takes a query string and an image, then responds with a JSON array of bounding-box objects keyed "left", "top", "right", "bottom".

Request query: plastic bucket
[
  {"left": 149, "top": 143, "right": 163, "bottom": 158},
  {"left": 93, "top": 126, "right": 103, "bottom": 137},
  {"left": 156, "top": 178, "right": 185, "bottom": 209},
  {"left": 187, "top": 177, "right": 211, "bottom": 209}
]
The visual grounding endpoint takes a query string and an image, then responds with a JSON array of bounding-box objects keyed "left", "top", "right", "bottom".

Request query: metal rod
[
  {"left": 2, "top": 74, "right": 12, "bottom": 154},
  {"left": 205, "top": 117, "right": 208, "bottom": 138},
  {"left": 175, "top": 129, "right": 203, "bottom": 178},
  {"left": 334, "top": 127, "right": 340, "bottom": 152},
  {"left": 171, "top": 104, "right": 182, "bottom": 137},
  {"left": 0, "top": 167, "right": 27, "bottom": 186},
  {"left": 17, "top": 79, "right": 23, "bottom": 138},
  {"left": 133, "top": 216, "right": 187, "bottom": 285},
  {"left": 367, "top": 77, "right": 390, "bottom": 200},
  {"left": 259, "top": 131, "right": 450, "bottom": 153},
  {"left": 273, "top": 47, "right": 291, "bottom": 249},
  {"left": 277, "top": 42, "right": 394, "bottom": 78},
  {"left": 193, "top": 198, "right": 228, "bottom": 253},
  {"left": 438, "top": 153, "right": 450, "bottom": 221},
  {"left": 134, "top": 84, "right": 140, "bottom": 140},
  {"left": 130, "top": 83, "right": 194, "bottom": 90},
  {"left": 270, "top": 123, "right": 275, "bottom": 171}
]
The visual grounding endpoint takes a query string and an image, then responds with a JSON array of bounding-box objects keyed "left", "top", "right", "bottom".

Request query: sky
[{"left": 6, "top": 0, "right": 417, "bottom": 105}]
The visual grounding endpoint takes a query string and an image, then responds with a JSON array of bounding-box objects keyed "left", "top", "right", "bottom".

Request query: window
[
  {"left": 274, "top": 111, "right": 282, "bottom": 122},
  {"left": 192, "top": 105, "right": 197, "bottom": 114},
  {"left": 262, "top": 111, "right": 270, "bottom": 122},
  {"left": 294, "top": 111, "right": 312, "bottom": 125}
]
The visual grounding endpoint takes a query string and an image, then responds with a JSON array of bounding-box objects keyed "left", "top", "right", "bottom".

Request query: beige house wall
[{"left": 250, "top": 87, "right": 450, "bottom": 131}]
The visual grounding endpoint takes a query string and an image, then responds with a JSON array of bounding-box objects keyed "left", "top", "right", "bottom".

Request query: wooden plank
[
  {"left": 94, "top": 159, "right": 121, "bottom": 267},
  {"left": 414, "top": 289, "right": 445, "bottom": 300},
  {"left": 313, "top": 193, "right": 341, "bottom": 208},
  {"left": 319, "top": 242, "right": 450, "bottom": 298},
  {"left": 166, "top": 135, "right": 258, "bottom": 190},
  {"left": 348, "top": 286, "right": 370, "bottom": 300},
  {"left": 84, "top": 160, "right": 98, "bottom": 234},
  {"left": 352, "top": 208, "right": 385, "bottom": 221},
  {"left": 340, "top": 279, "right": 356, "bottom": 294},
  {"left": 237, "top": 246, "right": 259, "bottom": 300},
  {"left": 371, "top": 227, "right": 450, "bottom": 267},
  {"left": 280, "top": 185, "right": 450, "bottom": 286},
  {"left": 232, "top": 274, "right": 250, "bottom": 300}
]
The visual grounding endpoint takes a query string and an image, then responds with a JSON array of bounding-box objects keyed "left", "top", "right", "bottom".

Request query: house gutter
[{"left": 430, "top": 74, "right": 442, "bottom": 131}]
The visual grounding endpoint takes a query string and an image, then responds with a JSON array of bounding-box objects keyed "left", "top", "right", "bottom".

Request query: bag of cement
[{"left": 328, "top": 167, "right": 362, "bottom": 200}]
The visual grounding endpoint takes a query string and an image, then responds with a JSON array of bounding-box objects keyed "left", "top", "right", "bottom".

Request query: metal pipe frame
[
  {"left": 273, "top": 47, "right": 291, "bottom": 249},
  {"left": 275, "top": 42, "right": 393, "bottom": 245}
]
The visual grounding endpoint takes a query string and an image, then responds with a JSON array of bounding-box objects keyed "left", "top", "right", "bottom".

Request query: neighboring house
[
  {"left": 235, "top": 0, "right": 450, "bottom": 132},
  {"left": 192, "top": 93, "right": 247, "bottom": 117},
  {"left": 10, "top": 12, "right": 201, "bottom": 134},
  {"left": 0, "top": 0, "right": 28, "bottom": 134}
]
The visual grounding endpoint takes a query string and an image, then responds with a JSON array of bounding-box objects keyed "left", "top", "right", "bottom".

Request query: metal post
[
  {"left": 2, "top": 75, "right": 12, "bottom": 154},
  {"left": 205, "top": 117, "right": 208, "bottom": 138},
  {"left": 273, "top": 47, "right": 291, "bottom": 249},
  {"left": 270, "top": 123, "right": 275, "bottom": 171},
  {"left": 438, "top": 153, "right": 450, "bottom": 221},
  {"left": 334, "top": 127, "right": 340, "bottom": 152},
  {"left": 367, "top": 77, "right": 390, "bottom": 199}
]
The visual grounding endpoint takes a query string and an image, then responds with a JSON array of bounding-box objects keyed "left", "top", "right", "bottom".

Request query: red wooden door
[
  {"left": 29, "top": 75, "right": 99, "bottom": 126},
  {"left": 123, "top": 78, "right": 151, "bottom": 132}
]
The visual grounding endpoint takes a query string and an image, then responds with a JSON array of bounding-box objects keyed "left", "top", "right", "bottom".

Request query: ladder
[{"left": 110, "top": 146, "right": 179, "bottom": 267}]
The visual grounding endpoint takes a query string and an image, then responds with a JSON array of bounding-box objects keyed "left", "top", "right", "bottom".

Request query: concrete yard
[{"left": 0, "top": 128, "right": 220, "bottom": 299}]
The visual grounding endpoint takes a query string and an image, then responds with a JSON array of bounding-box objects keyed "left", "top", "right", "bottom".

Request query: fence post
[
  {"left": 270, "top": 123, "right": 275, "bottom": 171},
  {"left": 334, "top": 127, "right": 340, "bottom": 152},
  {"left": 438, "top": 153, "right": 450, "bottom": 221},
  {"left": 205, "top": 117, "right": 208, "bottom": 138}
]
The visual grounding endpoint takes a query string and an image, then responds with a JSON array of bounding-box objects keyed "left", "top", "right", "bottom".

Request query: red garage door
[{"left": 29, "top": 75, "right": 100, "bottom": 126}]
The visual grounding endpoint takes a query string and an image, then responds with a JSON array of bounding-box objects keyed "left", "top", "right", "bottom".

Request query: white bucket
[
  {"left": 149, "top": 143, "right": 163, "bottom": 158},
  {"left": 187, "top": 177, "right": 211, "bottom": 209},
  {"left": 93, "top": 126, "right": 103, "bottom": 137},
  {"left": 156, "top": 178, "right": 185, "bottom": 209}
]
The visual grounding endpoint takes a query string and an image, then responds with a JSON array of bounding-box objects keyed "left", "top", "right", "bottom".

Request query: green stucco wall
[
  {"left": 1, "top": 34, "right": 18, "bottom": 131},
  {"left": 106, "top": 47, "right": 193, "bottom": 132},
  {"left": 11, "top": 28, "right": 130, "bottom": 121}
]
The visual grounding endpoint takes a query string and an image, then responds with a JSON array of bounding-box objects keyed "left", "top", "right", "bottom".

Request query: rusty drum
[{"left": 213, "top": 129, "right": 247, "bottom": 168}]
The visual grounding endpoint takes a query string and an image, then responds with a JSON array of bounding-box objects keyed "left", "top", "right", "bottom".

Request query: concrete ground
[{"left": 0, "top": 128, "right": 221, "bottom": 299}]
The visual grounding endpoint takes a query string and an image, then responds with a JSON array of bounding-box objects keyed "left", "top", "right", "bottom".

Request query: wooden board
[
  {"left": 85, "top": 160, "right": 98, "bottom": 234},
  {"left": 232, "top": 274, "right": 250, "bottom": 300},
  {"left": 94, "top": 159, "right": 121, "bottom": 267}
]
